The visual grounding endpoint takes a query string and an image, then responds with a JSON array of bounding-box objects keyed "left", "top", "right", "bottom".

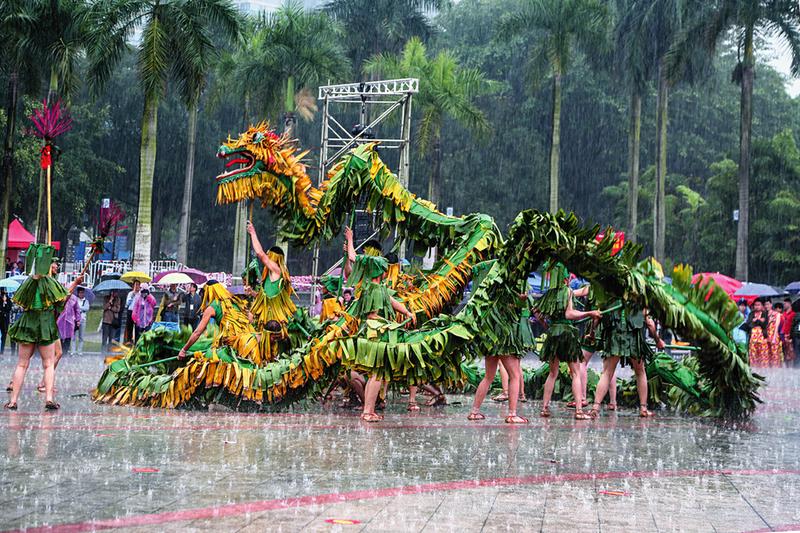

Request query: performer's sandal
[
  {"left": 566, "top": 401, "right": 577, "bottom": 408},
  {"left": 588, "top": 403, "right": 600, "bottom": 419},
  {"left": 406, "top": 402, "right": 420, "bottom": 412},
  {"left": 44, "top": 401, "right": 60, "bottom": 411},
  {"left": 574, "top": 409, "right": 592, "bottom": 420},
  {"left": 491, "top": 393, "right": 509, "bottom": 402},
  {"left": 4, "top": 402, "right": 17, "bottom": 410},
  {"left": 505, "top": 414, "right": 529, "bottom": 424},
  {"left": 539, "top": 405, "right": 551, "bottom": 418},
  {"left": 467, "top": 412, "right": 486, "bottom": 421},
  {"left": 639, "top": 405, "right": 655, "bottom": 417},
  {"left": 607, "top": 403, "right": 617, "bottom": 411},
  {"left": 360, "top": 413, "right": 382, "bottom": 422},
  {"left": 425, "top": 394, "right": 447, "bottom": 407},
  {"left": 519, "top": 396, "right": 528, "bottom": 403}
]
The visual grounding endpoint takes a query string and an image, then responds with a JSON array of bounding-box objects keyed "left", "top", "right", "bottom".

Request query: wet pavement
[{"left": 1, "top": 353, "right": 799, "bottom": 532}]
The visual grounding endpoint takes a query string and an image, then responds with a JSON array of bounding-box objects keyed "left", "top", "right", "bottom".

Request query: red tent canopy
[{"left": 6, "top": 219, "right": 60, "bottom": 250}]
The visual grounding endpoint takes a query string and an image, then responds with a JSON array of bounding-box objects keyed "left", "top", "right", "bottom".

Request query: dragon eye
[{"left": 253, "top": 132, "right": 264, "bottom": 143}]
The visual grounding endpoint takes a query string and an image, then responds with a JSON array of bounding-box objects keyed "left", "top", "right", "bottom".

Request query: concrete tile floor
[{"left": 1, "top": 354, "right": 800, "bottom": 532}]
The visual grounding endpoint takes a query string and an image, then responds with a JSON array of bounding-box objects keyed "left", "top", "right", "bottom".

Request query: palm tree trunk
[
  {"left": 626, "top": 90, "right": 641, "bottom": 241},
  {"left": 549, "top": 73, "right": 562, "bottom": 213},
  {"left": 233, "top": 93, "right": 251, "bottom": 273},
  {"left": 283, "top": 75, "right": 296, "bottom": 138},
  {"left": 177, "top": 102, "right": 198, "bottom": 266},
  {"left": 35, "top": 69, "right": 59, "bottom": 243},
  {"left": 735, "top": 28, "right": 754, "bottom": 281},
  {"left": 654, "top": 62, "right": 668, "bottom": 262},
  {"left": 276, "top": 77, "right": 295, "bottom": 259},
  {"left": 0, "top": 72, "right": 19, "bottom": 263},
  {"left": 428, "top": 135, "right": 442, "bottom": 206},
  {"left": 132, "top": 93, "right": 158, "bottom": 270}
]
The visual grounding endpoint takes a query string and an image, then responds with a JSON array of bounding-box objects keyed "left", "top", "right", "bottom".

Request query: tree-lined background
[{"left": 1, "top": 0, "right": 798, "bottom": 284}]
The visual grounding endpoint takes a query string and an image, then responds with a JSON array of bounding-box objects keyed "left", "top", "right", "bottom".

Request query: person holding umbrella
[
  {"left": 132, "top": 284, "right": 157, "bottom": 340},
  {"left": 124, "top": 280, "right": 141, "bottom": 343}
]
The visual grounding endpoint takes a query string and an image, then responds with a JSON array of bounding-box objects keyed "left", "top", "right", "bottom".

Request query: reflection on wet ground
[{"left": 1, "top": 354, "right": 799, "bottom": 532}]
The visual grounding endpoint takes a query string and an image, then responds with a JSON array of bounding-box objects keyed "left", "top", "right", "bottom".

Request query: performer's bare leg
[
  {"left": 361, "top": 376, "right": 384, "bottom": 422},
  {"left": 540, "top": 357, "right": 560, "bottom": 417},
  {"left": 631, "top": 358, "right": 653, "bottom": 417},
  {"left": 468, "top": 356, "right": 500, "bottom": 420},
  {"left": 590, "top": 356, "right": 620, "bottom": 417},
  {"left": 6, "top": 344, "right": 35, "bottom": 407}
]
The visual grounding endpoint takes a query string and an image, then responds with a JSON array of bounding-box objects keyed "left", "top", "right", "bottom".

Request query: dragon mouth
[{"left": 216, "top": 150, "right": 255, "bottom": 180}]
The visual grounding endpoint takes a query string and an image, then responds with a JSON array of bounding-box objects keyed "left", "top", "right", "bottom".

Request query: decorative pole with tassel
[{"left": 30, "top": 100, "right": 71, "bottom": 246}]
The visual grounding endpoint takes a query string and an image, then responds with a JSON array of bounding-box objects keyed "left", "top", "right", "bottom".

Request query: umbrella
[
  {"left": 155, "top": 272, "right": 194, "bottom": 285},
  {"left": 733, "top": 282, "right": 781, "bottom": 304},
  {"left": 229, "top": 285, "right": 246, "bottom": 295},
  {"left": 9, "top": 274, "right": 28, "bottom": 283},
  {"left": 0, "top": 278, "right": 20, "bottom": 291},
  {"left": 99, "top": 272, "right": 121, "bottom": 281},
  {"left": 691, "top": 272, "right": 742, "bottom": 296},
  {"left": 785, "top": 281, "right": 800, "bottom": 294},
  {"left": 75, "top": 285, "right": 95, "bottom": 304},
  {"left": 93, "top": 279, "right": 132, "bottom": 293},
  {"left": 120, "top": 271, "right": 152, "bottom": 284},
  {"left": 153, "top": 268, "right": 207, "bottom": 285}
]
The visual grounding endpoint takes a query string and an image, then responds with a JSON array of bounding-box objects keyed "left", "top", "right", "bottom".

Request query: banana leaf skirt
[
  {"left": 9, "top": 309, "right": 60, "bottom": 346},
  {"left": 539, "top": 321, "right": 582, "bottom": 363}
]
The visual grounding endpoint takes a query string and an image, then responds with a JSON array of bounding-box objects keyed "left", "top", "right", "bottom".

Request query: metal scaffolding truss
[
  {"left": 310, "top": 78, "right": 418, "bottom": 305},
  {"left": 316, "top": 78, "right": 418, "bottom": 184}
]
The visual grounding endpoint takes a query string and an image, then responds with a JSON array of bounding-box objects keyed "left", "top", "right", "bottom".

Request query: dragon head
[
  {"left": 215, "top": 122, "right": 312, "bottom": 206},
  {"left": 216, "top": 122, "right": 283, "bottom": 183}
]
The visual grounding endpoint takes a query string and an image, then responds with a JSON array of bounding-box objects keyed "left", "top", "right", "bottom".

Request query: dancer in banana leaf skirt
[
  {"left": 589, "top": 302, "right": 664, "bottom": 418},
  {"left": 536, "top": 263, "right": 601, "bottom": 420}
]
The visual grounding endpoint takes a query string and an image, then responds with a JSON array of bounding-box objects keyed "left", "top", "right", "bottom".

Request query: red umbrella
[
  {"left": 691, "top": 272, "right": 742, "bottom": 297},
  {"left": 152, "top": 268, "right": 207, "bottom": 285}
]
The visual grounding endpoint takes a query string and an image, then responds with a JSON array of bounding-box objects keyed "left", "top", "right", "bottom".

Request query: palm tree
[
  {"left": 174, "top": 10, "right": 242, "bottom": 267},
  {"left": 208, "top": 21, "right": 275, "bottom": 273},
  {"left": 622, "top": 0, "right": 709, "bottom": 262},
  {"left": 690, "top": 0, "right": 800, "bottom": 280},
  {"left": 258, "top": 1, "right": 350, "bottom": 138},
  {"left": 499, "top": 0, "right": 609, "bottom": 213},
  {"left": 614, "top": 0, "right": 655, "bottom": 242},
  {"left": 29, "top": 0, "right": 89, "bottom": 243},
  {"left": 364, "top": 37, "right": 498, "bottom": 206},
  {"left": 0, "top": 0, "right": 35, "bottom": 259},
  {"left": 323, "top": 0, "right": 444, "bottom": 72},
  {"left": 86, "top": 0, "right": 241, "bottom": 269}
]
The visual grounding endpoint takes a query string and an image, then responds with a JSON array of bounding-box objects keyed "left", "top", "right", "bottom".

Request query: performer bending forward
[
  {"left": 537, "top": 264, "right": 601, "bottom": 420},
  {"left": 589, "top": 303, "right": 664, "bottom": 418}
]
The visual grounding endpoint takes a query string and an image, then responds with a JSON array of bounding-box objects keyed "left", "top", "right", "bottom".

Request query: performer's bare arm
[
  {"left": 644, "top": 309, "right": 666, "bottom": 349},
  {"left": 390, "top": 297, "right": 416, "bottom": 326},
  {"left": 565, "top": 290, "right": 601, "bottom": 321},
  {"left": 178, "top": 306, "right": 216, "bottom": 359},
  {"left": 246, "top": 221, "right": 281, "bottom": 278},
  {"left": 343, "top": 226, "right": 356, "bottom": 278}
]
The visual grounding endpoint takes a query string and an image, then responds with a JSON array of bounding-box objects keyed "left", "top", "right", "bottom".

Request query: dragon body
[{"left": 94, "top": 124, "right": 761, "bottom": 418}]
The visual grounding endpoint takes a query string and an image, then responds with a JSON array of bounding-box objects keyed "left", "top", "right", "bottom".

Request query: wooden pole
[{"left": 46, "top": 161, "right": 52, "bottom": 244}]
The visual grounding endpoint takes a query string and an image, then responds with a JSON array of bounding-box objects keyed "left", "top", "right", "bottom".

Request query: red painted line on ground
[
  {"left": 744, "top": 524, "right": 800, "bottom": 533},
  {"left": 9, "top": 468, "right": 800, "bottom": 533},
  {"left": 0, "top": 420, "right": 687, "bottom": 432}
]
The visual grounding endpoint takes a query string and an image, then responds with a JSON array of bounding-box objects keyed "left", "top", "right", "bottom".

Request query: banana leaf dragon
[{"left": 94, "top": 123, "right": 762, "bottom": 418}]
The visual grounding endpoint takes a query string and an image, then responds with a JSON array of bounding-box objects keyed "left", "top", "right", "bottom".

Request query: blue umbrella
[
  {"left": 76, "top": 285, "right": 96, "bottom": 304},
  {"left": 0, "top": 278, "right": 20, "bottom": 292},
  {"left": 93, "top": 279, "right": 132, "bottom": 293},
  {"left": 734, "top": 282, "right": 781, "bottom": 298},
  {"left": 785, "top": 281, "right": 800, "bottom": 294},
  {"left": 9, "top": 274, "right": 27, "bottom": 283}
]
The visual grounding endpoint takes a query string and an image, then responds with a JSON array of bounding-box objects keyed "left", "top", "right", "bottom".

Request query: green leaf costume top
[{"left": 8, "top": 244, "right": 68, "bottom": 346}]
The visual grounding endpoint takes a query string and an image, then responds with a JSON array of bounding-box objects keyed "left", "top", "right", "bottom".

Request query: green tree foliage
[{"left": 364, "top": 37, "right": 498, "bottom": 205}]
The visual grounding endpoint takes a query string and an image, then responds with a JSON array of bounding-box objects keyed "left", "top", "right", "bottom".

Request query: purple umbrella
[
  {"left": 785, "top": 281, "right": 800, "bottom": 294},
  {"left": 153, "top": 268, "right": 207, "bottom": 285}
]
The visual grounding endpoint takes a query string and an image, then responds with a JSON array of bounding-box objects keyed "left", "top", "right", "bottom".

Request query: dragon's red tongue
[{"left": 225, "top": 157, "right": 248, "bottom": 168}]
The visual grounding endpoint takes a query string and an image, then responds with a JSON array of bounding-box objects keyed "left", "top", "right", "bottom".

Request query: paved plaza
[{"left": 1, "top": 354, "right": 799, "bottom": 532}]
